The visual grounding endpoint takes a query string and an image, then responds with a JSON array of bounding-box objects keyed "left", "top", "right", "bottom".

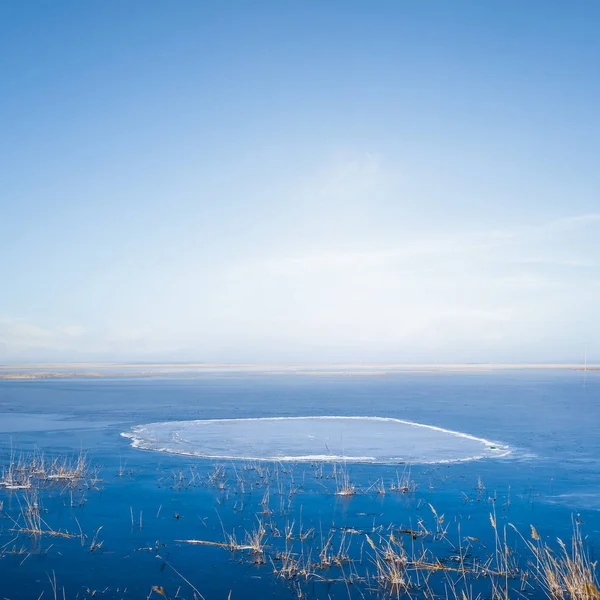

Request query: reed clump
[
  {"left": 334, "top": 465, "right": 356, "bottom": 497},
  {"left": 9, "top": 489, "right": 77, "bottom": 539},
  {"left": 3, "top": 454, "right": 598, "bottom": 600},
  {"left": 524, "top": 521, "right": 599, "bottom": 600},
  {"left": 0, "top": 449, "right": 93, "bottom": 491},
  {"left": 390, "top": 466, "right": 417, "bottom": 494},
  {"left": 366, "top": 533, "right": 410, "bottom": 592}
]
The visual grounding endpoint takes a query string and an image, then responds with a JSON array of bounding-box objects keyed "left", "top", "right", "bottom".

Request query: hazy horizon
[{"left": 2, "top": 1, "right": 599, "bottom": 364}]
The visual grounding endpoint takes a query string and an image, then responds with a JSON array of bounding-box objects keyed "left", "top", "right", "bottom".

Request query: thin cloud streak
[{"left": 246, "top": 212, "right": 600, "bottom": 274}]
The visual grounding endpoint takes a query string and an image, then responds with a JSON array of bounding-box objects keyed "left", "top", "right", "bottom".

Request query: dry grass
[
  {"left": 46, "top": 452, "right": 89, "bottom": 482},
  {"left": 3, "top": 452, "right": 598, "bottom": 600},
  {"left": 1, "top": 449, "right": 92, "bottom": 491},
  {"left": 366, "top": 533, "right": 410, "bottom": 593},
  {"left": 154, "top": 460, "right": 599, "bottom": 600},
  {"left": 8, "top": 490, "right": 77, "bottom": 539},
  {"left": 334, "top": 465, "right": 356, "bottom": 497},
  {"left": 523, "top": 520, "right": 599, "bottom": 600},
  {"left": 390, "top": 466, "right": 417, "bottom": 494}
]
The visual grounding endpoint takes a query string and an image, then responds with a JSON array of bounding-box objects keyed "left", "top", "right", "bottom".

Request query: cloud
[
  {"left": 1, "top": 209, "right": 598, "bottom": 363},
  {"left": 0, "top": 317, "right": 85, "bottom": 353},
  {"left": 536, "top": 212, "right": 600, "bottom": 233},
  {"left": 0, "top": 317, "right": 187, "bottom": 362},
  {"left": 207, "top": 210, "right": 600, "bottom": 361},
  {"left": 314, "top": 152, "right": 392, "bottom": 203},
  {"left": 242, "top": 209, "right": 600, "bottom": 276}
]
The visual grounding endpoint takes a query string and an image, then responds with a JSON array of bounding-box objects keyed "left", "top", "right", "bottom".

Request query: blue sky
[{"left": 1, "top": 1, "right": 599, "bottom": 363}]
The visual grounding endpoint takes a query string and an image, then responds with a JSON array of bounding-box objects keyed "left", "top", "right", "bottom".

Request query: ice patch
[{"left": 121, "top": 416, "right": 510, "bottom": 464}]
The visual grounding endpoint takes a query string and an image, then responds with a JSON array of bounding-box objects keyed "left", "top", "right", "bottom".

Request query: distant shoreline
[{"left": 0, "top": 363, "right": 597, "bottom": 380}]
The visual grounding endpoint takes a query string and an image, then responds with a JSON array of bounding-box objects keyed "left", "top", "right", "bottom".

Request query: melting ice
[{"left": 122, "top": 416, "right": 509, "bottom": 464}]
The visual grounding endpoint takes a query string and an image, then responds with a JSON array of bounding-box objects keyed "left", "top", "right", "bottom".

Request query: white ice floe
[{"left": 122, "top": 416, "right": 510, "bottom": 464}]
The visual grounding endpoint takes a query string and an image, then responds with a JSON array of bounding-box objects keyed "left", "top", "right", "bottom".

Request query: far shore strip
[{"left": 0, "top": 363, "right": 597, "bottom": 380}]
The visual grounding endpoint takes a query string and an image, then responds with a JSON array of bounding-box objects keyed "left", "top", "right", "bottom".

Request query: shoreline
[{"left": 0, "top": 362, "right": 597, "bottom": 380}]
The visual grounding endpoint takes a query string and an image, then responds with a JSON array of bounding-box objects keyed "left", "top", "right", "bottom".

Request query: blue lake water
[{"left": 0, "top": 370, "right": 598, "bottom": 599}]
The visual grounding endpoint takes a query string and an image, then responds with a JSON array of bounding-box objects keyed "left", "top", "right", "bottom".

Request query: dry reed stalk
[
  {"left": 335, "top": 465, "right": 356, "bottom": 497},
  {"left": 524, "top": 520, "right": 599, "bottom": 600},
  {"left": 366, "top": 533, "right": 410, "bottom": 594},
  {"left": 390, "top": 466, "right": 417, "bottom": 493}
]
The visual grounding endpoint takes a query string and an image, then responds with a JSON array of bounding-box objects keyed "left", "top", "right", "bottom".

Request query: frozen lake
[{"left": 0, "top": 371, "right": 598, "bottom": 600}]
